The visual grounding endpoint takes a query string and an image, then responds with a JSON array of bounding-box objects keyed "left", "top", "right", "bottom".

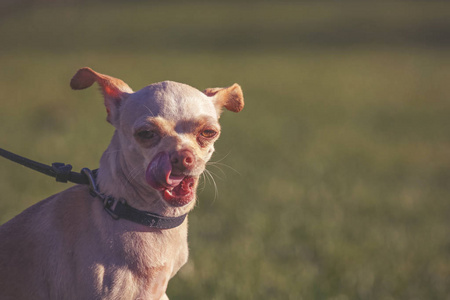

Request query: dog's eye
[
  {"left": 200, "top": 129, "right": 217, "bottom": 139},
  {"left": 137, "top": 130, "right": 156, "bottom": 139}
]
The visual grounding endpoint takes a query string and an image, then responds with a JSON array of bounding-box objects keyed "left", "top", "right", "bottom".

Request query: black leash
[
  {"left": 0, "top": 147, "right": 186, "bottom": 230},
  {"left": 0, "top": 148, "right": 89, "bottom": 184}
]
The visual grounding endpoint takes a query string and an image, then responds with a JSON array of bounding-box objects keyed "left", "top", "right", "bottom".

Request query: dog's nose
[{"left": 170, "top": 150, "right": 195, "bottom": 171}]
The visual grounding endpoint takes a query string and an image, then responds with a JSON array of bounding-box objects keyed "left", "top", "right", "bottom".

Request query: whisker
[
  {"left": 205, "top": 168, "right": 225, "bottom": 181},
  {"left": 203, "top": 169, "right": 211, "bottom": 184},
  {"left": 201, "top": 172, "right": 208, "bottom": 190},
  {"left": 203, "top": 169, "right": 219, "bottom": 202},
  {"left": 210, "top": 151, "right": 232, "bottom": 164},
  {"left": 205, "top": 163, "right": 227, "bottom": 178},
  {"left": 143, "top": 105, "right": 155, "bottom": 117},
  {"left": 197, "top": 173, "right": 207, "bottom": 194},
  {"left": 207, "top": 161, "right": 241, "bottom": 176},
  {"left": 124, "top": 165, "right": 144, "bottom": 188}
]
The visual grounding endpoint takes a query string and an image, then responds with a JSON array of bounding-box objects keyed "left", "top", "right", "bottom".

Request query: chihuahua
[{"left": 0, "top": 67, "right": 244, "bottom": 299}]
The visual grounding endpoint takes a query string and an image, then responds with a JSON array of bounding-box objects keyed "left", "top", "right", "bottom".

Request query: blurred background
[{"left": 0, "top": 0, "right": 449, "bottom": 299}]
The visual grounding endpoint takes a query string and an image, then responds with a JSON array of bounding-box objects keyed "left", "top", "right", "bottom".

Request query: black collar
[{"left": 82, "top": 168, "right": 187, "bottom": 230}]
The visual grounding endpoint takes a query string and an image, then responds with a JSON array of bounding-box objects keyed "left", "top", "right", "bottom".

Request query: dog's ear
[
  {"left": 203, "top": 83, "right": 244, "bottom": 115},
  {"left": 70, "top": 67, "right": 133, "bottom": 125}
]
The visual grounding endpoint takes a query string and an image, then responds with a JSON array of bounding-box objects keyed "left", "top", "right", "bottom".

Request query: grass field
[{"left": 1, "top": 1, "right": 449, "bottom": 299}]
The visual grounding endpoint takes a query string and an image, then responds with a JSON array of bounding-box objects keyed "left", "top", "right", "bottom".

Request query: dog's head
[{"left": 71, "top": 67, "right": 244, "bottom": 210}]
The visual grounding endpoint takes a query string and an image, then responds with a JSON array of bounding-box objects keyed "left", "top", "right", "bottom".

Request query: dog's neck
[{"left": 96, "top": 131, "right": 192, "bottom": 218}]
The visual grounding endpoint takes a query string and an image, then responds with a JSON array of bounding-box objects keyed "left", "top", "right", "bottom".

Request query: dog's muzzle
[{"left": 145, "top": 152, "right": 197, "bottom": 207}]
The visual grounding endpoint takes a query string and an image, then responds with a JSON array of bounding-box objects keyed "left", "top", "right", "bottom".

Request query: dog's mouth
[{"left": 145, "top": 152, "right": 197, "bottom": 207}]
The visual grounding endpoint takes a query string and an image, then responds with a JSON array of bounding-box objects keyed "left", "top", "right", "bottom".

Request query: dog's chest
[
  {"left": 136, "top": 264, "right": 172, "bottom": 299},
  {"left": 96, "top": 226, "right": 189, "bottom": 298},
  {"left": 89, "top": 263, "right": 172, "bottom": 300}
]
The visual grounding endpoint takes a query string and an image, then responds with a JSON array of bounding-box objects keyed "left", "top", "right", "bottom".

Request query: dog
[{"left": 0, "top": 67, "right": 244, "bottom": 299}]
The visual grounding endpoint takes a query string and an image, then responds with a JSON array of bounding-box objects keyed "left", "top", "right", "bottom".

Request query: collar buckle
[
  {"left": 103, "top": 196, "right": 126, "bottom": 220},
  {"left": 82, "top": 168, "right": 103, "bottom": 199}
]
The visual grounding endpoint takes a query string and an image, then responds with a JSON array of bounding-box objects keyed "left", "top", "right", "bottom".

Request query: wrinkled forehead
[{"left": 121, "top": 81, "right": 218, "bottom": 127}]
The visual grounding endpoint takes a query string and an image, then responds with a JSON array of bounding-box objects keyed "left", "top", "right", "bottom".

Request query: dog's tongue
[{"left": 145, "top": 152, "right": 184, "bottom": 190}]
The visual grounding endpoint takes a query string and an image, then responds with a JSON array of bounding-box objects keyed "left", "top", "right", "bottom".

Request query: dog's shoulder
[{"left": 0, "top": 185, "right": 92, "bottom": 232}]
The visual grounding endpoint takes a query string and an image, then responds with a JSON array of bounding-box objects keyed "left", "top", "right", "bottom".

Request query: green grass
[{"left": 1, "top": 1, "right": 449, "bottom": 299}]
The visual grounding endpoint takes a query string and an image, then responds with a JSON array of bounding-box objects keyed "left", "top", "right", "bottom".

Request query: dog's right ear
[{"left": 70, "top": 67, "right": 133, "bottom": 125}]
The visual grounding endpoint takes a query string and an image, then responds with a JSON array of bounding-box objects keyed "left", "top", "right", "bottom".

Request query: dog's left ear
[
  {"left": 70, "top": 67, "right": 133, "bottom": 125},
  {"left": 203, "top": 83, "right": 244, "bottom": 115}
]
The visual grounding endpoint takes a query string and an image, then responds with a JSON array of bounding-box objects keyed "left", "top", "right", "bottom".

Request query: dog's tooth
[{"left": 163, "top": 189, "right": 175, "bottom": 201}]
